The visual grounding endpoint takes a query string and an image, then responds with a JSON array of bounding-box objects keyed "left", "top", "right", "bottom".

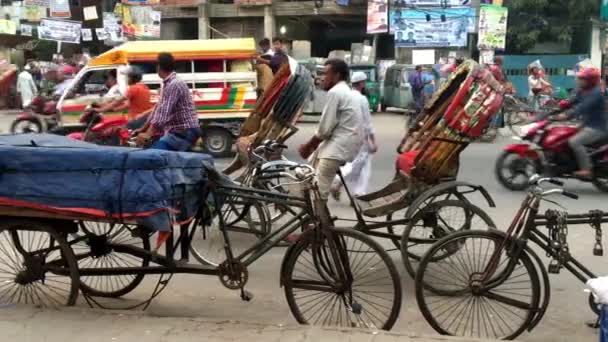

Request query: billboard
[
  {"left": 367, "top": 0, "right": 388, "bottom": 34},
  {"left": 391, "top": 8, "right": 475, "bottom": 47},
  {"left": 391, "top": 0, "right": 471, "bottom": 8},
  {"left": 478, "top": 5, "right": 508, "bottom": 50},
  {"left": 38, "top": 19, "right": 82, "bottom": 44}
]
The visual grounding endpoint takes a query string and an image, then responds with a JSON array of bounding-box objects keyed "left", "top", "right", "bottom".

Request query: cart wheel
[
  {"left": 71, "top": 222, "right": 150, "bottom": 298},
  {"left": 416, "top": 230, "right": 540, "bottom": 340},
  {"left": 386, "top": 190, "right": 465, "bottom": 249},
  {"left": 0, "top": 219, "right": 79, "bottom": 307},
  {"left": 400, "top": 200, "right": 495, "bottom": 279},
  {"left": 189, "top": 199, "right": 269, "bottom": 266},
  {"left": 283, "top": 228, "right": 402, "bottom": 330}
]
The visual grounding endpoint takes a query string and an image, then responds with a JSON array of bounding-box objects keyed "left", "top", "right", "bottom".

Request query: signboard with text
[
  {"left": 478, "top": 5, "right": 508, "bottom": 50},
  {"left": 38, "top": 19, "right": 82, "bottom": 43},
  {"left": 391, "top": 0, "right": 470, "bottom": 8},
  {"left": 391, "top": 8, "right": 475, "bottom": 47},
  {"left": 367, "top": 0, "right": 388, "bottom": 33}
]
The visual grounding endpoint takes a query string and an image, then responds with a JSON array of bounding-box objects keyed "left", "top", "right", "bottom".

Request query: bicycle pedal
[
  {"left": 240, "top": 289, "right": 254, "bottom": 302},
  {"left": 548, "top": 263, "right": 561, "bottom": 274},
  {"left": 593, "top": 246, "right": 604, "bottom": 256}
]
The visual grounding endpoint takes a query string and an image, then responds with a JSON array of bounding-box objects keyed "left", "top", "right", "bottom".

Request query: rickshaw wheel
[
  {"left": 71, "top": 222, "right": 150, "bottom": 298},
  {"left": 400, "top": 200, "right": 495, "bottom": 279},
  {"left": 0, "top": 219, "right": 79, "bottom": 307}
]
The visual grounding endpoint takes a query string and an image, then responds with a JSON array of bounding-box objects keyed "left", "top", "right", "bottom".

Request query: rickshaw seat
[{"left": 91, "top": 118, "right": 129, "bottom": 132}]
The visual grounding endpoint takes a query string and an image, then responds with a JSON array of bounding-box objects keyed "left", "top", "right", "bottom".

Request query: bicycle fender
[{"left": 404, "top": 181, "right": 496, "bottom": 219}]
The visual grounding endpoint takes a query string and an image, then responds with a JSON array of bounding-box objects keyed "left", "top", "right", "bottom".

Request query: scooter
[
  {"left": 10, "top": 95, "right": 60, "bottom": 134},
  {"left": 495, "top": 117, "right": 608, "bottom": 192}
]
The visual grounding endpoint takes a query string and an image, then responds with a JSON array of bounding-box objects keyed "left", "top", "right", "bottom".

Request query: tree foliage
[{"left": 504, "top": 0, "right": 599, "bottom": 53}]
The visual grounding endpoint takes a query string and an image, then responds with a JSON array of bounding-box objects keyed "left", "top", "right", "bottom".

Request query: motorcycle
[
  {"left": 67, "top": 106, "right": 132, "bottom": 146},
  {"left": 10, "top": 95, "right": 60, "bottom": 134},
  {"left": 495, "top": 117, "right": 608, "bottom": 192}
]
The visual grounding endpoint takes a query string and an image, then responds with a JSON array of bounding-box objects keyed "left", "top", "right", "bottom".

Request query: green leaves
[{"left": 504, "top": 0, "right": 599, "bottom": 53}]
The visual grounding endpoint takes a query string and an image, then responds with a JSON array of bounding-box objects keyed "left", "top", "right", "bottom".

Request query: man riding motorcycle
[{"left": 557, "top": 66, "right": 607, "bottom": 178}]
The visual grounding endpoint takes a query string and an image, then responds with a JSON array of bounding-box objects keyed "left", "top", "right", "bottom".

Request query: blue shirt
[
  {"left": 569, "top": 87, "right": 607, "bottom": 131},
  {"left": 422, "top": 73, "right": 435, "bottom": 94}
]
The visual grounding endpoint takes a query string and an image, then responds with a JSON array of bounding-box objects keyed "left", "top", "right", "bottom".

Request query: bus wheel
[{"left": 202, "top": 128, "right": 234, "bottom": 158}]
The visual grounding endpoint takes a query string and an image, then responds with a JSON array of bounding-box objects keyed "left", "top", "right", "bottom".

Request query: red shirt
[{"left": 126, "top": 82, "right": 153, "bottom": 120}]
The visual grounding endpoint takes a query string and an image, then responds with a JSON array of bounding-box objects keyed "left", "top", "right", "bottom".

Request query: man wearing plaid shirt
[{"left": 135, "top": 53, "right": 200, "bottom": 151}]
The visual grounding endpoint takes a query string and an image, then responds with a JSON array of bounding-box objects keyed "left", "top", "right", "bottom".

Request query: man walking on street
[
  {"left": 17, "top": 63, "right": 37, "bottom": 108},
  {"left": 135, "top": 53, "right": 200, "bottom": 151},
  {"left": 330, "top": 71, "right": 377, "bottom": 199},
  {"left": 298, "top": 59, "right": 363, "bottom": 201},
  {"left": 408, "top": 65, "right": 425, "bottom": 114}
]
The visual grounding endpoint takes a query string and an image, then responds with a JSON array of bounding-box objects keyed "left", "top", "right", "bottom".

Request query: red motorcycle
[
  {"left": 495, "top": 119, "right": 608, "bottom": 191},
  {"left": 67, "top": 107, "right": 131, "bottom": 146},
  {"left": 10, "top": 95, "right": 60, "bottom": 134}
]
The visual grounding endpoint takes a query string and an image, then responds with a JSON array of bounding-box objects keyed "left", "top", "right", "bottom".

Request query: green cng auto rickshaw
[
  {"left": 381, "top": 64, "right": 416, "bottom": 112},
  {"left": 350, "top": 64, "right": 380, "bottom": 113}
]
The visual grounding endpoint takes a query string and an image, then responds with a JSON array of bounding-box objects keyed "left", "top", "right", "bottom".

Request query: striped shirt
[{"left": 150, "top": 72, "right": 199, "bottom": 134}]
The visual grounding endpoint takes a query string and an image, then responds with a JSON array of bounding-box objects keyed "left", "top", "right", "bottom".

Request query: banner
[
  {"left": 391, "top": 0, "right": 471, "bottom": 8},
  {"left": 24, "top": 6, "right": 46, "bottom": 22},
  {"left": 49, "top": 0, "right": 71, "bottom": 18},
  {"left": 103, "top": 12, "right": 123, "bottom": 43},
  {"left": 120, "top": 5, "right": 161, "bottom": 39},
  {"left": 24, "top": 0, "right": 49, "bottom": 6},
  {"left": 481, "top": 0, "right": 503, "bottom": 4},
  {"left": 38, "top": 18, "right": 82, "bottom": 43},
  {"left": 391, "top": 8, "right": 475, "bottom": 47},
  {"left": 121, "top": 0, "right": 205, "bottom": 5},
  {"left": 20, "top": 24, "right": 33, "bottom": 36},
  {"left": 367, "top": 0, "right": 388, "bottom": 34},
  {"left": 0, "top": 20, "right": 17, "bottom": 34},
  {"left": 478, "top": 5, "right": 508, "bottom": 50}
]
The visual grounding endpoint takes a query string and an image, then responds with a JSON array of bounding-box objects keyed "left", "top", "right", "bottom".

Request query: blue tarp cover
[{"left": 0, "top": 134, "right": 213, "bottom": 231}]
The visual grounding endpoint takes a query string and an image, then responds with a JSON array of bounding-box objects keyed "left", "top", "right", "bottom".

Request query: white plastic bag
[{"left": 586, "top": 277, "right": 608, "bottom": 305}]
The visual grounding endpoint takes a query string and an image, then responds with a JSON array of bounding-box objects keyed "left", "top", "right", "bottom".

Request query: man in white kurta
[
  {"left": 331, "top": 72, "right": 377, "bottom": 198},
  {"left": 298, "top": 59, "right": 363, "bottom": 201},
  {"left": 17, "top": 64, "right": 37, "bottom": 108}
]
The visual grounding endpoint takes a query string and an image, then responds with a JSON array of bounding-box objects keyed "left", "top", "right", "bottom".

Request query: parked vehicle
[
  {"left": 350, "top": 64, "right": 380, "bottom": 113},
  {"left": 495, "top": 118, "right": 608, "bottom": 192},
  {"left": 10, "top": 95, "right": 60, "bottom": 134},
  {"left": 301, "top": 62, "right": 327, "bottom": 115},
  {"left": 53, "top": 38, "right": 258, "bottom": 157},
  {"left": 381, "top": 64, "right": 416, "bottom": 112}
]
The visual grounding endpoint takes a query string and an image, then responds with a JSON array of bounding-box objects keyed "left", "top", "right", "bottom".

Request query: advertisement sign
[
  {"left": 478, "top": 5, "right": 508, "bottom": 50},
  {"left": 121, "top": 0, "right": 205, "bottom": 5},
  {"left": 103, "top": 11, "right": 123, "bottom": 43},
  {"left": 121, "top": 5, "right": 161, "bottom": 39},
  {"left": 38, "top": 18, "right": 82, "bottom": 43},
  {"left": 49, "top": 0, "right": 71, "bottom": 18},
  {"left": 367, "top": 0, "right": 388, "bottom": 34},
  {"left": 391, "top": 8, "right": 475, "bottom": 47},
  {"left": 0, "top": 20, "right": 17, "bottom": 34},
  {"left": 24, "top": 0, "right": 49, "bottom": 6},
  {"left": 24, "top": 6, "right": 46, "bottom": 22},
  {"left": 391, "top": 0, "right": 470, "bottom": 8}
]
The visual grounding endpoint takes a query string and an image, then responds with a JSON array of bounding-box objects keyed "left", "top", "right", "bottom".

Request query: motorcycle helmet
[{"left": 576, "top": 66, "right": 601, "bottom": 88}]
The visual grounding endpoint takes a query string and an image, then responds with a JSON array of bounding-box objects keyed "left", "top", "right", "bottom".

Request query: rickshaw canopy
[{"left": 89, "top": 38, "right": 257, "bottom": 66}]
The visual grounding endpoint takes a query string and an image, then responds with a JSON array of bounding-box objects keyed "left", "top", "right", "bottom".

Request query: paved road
[{"left": 0, "top": 112, "right": 604, "bottom": 341}]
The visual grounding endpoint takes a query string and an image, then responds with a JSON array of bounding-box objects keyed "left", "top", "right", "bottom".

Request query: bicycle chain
[{"left": 590, "top": 210, "right": 604, "bottom": 256}]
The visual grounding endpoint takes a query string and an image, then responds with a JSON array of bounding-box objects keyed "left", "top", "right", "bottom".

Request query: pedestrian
[
  {"left": 16, "top": 62, "right": 37, "bottom": 108},
  {"left": 408, "top": 65, "right": 425, "bottom": 115},
  {"left": 330, "top": 71, "right": 377, "bottom": 199},
  {"left": 269, "top": 37, "right": 289, "bottom": 74},
  {"left": 422, "top": 69, "right": 435, "bottom": 106},
  {"left": 134, "top": 52, "right": 200, "bottom": 151},
  {"left": 298, "top": 59, "right": 363, "bottom": 202}
]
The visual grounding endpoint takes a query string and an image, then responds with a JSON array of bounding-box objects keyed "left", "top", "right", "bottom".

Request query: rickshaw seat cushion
[
  {"left": 396, "top": 150, "right": 420, "bottom": 175},
  {"left": 91, "top": 117, "right": 129, "bottom": 132}
]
